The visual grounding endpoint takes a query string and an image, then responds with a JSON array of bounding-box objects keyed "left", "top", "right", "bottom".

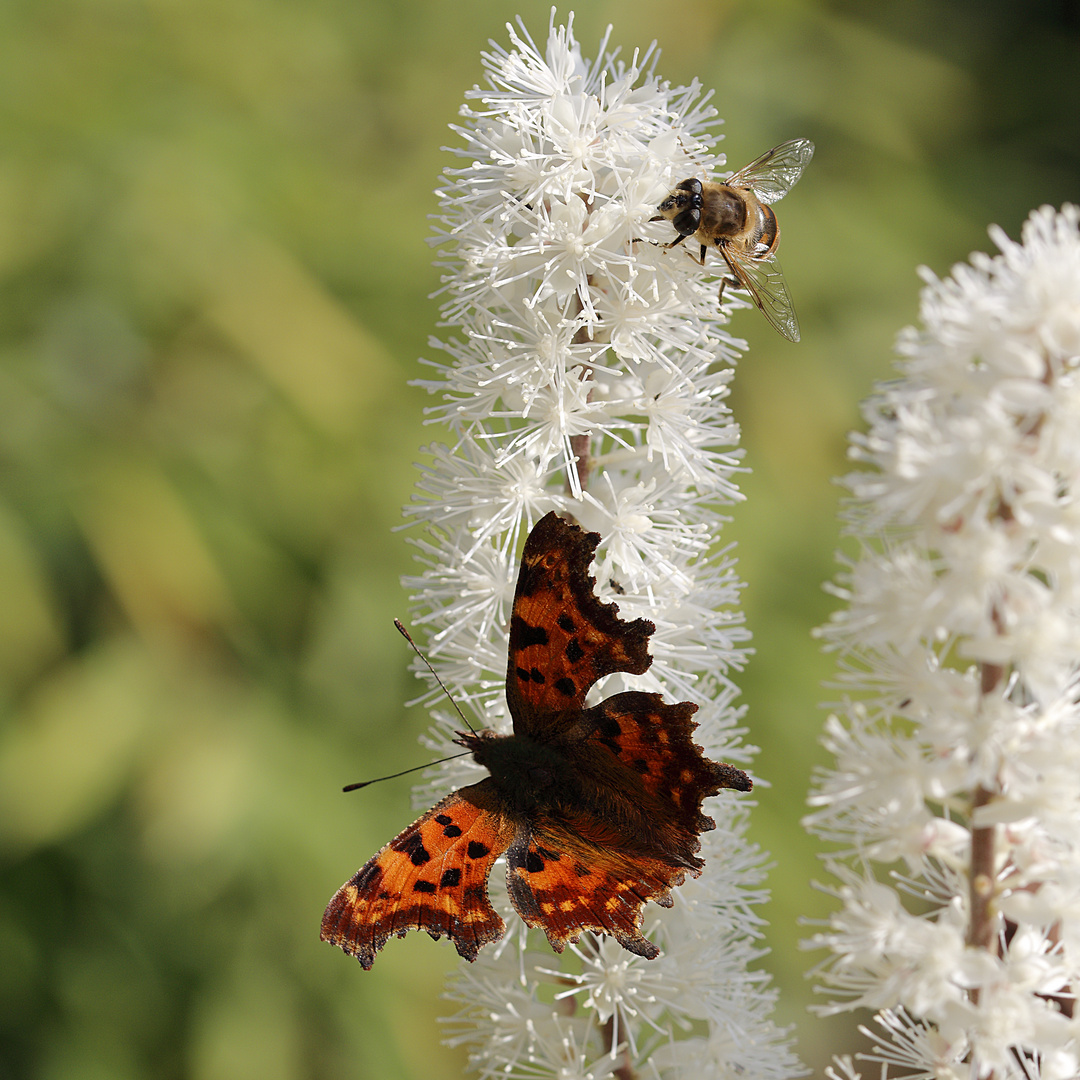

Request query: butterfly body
[
  {"left": 455, "top": 729, "right": 569, "bottom": 813},
  {"left": 322, "top": 512, "right": 752, "bottom": 969}
]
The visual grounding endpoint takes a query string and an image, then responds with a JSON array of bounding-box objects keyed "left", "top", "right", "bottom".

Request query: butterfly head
[{"left": 452, "top": 729, "right": 495, "bottom": 752}]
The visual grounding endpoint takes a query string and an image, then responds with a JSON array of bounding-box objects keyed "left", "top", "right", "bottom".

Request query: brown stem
[
  {"left": 967, "top": 772, "right": 998, "bottom": 1080},
  {"left": 969, "top": 652, "right": 1004, "bottom": 962},
  {"left": 960, "top": 356, "right": 1057, "bottom": 1077},
  {"left": 568, "top": 429, "right": 591, "bottom": 494},
  {"left": 965, "top": 635, "right": 1004, "bottom": 1080},
  {"left": 980, "top": 661, "right": 1004, "bottom": 697},
  {"left": 564, "top": 293, "right": 595, "bottom": 495},
  {"left": 967, "top": 783, "right": 997, "bottom": 954},
  {"left": 600, "top": 1015, "right": 637, "bottom": 1080}
]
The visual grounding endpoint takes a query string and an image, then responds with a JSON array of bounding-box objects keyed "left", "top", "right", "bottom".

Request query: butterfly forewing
[
  {"left": 320, "top": 781, "right": 515, "bottom": 968},
  {"left": 506, "top": 512, "right": 654, "bottom": 724}
]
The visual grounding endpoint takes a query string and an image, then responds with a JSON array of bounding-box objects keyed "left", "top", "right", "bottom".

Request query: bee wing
[
  {"left": 726, "top": 138, "right": 814, "bottom": 206},
  {"left": 721, "top": 249, "right": 801, "bottom": 342}
]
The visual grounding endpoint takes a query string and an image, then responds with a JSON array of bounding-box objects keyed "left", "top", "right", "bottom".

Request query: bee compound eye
[{"left": 672, "top": 208, "right": 701, "bottom": 236}]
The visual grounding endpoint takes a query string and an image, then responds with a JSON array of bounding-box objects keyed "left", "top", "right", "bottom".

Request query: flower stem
[
  {"left": 967, "top": 782, "right": 997, "bottom": 954},
  {"left": 566, "top": 299, "right": 594, "bottom": 495}
]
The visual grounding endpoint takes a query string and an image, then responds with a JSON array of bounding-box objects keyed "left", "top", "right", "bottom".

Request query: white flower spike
[
  {"left": 807, "top": 205, "right": 1080, "bottom": 1080},
  {"left": 400, "top": 12, "right": 803, "bottom": 1080}
]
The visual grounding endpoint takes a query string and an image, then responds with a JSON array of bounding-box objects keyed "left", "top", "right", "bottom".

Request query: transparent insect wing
[
  {"left": 726, "top": 138, "right": 814, "bottom": 206},
  {"left": 722, "top": 250, "right": 801, "bottom": 343}
]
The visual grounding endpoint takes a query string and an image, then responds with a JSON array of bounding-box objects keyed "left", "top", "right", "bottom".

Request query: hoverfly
[{"left": 653, "top": 138, "right": 814, "bottom": 341}]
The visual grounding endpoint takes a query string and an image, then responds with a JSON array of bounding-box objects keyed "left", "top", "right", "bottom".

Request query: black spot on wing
[
  {"left": 392, "top": 832, "right": 431, "bottom": 866},
  {"left": 565, "top": 638, "right": 584, "bottom": 662},
  {"left": 432, "top": 815, "right": 463, "bottom": 837},
  {"left": 467, "top": 840, "right": 490, "bottom": 860},
  {"left": 413, "top": 880, "right": 436, "bottom": 894},
  {"left": 597, "top": 715, "right": 622, "bottom": 738},
  {"left": 513, "top": 617, "right": 549, "bottom": 649},
  {"left": 440, "top": 868, "right": 462, "bottom": 888},
  {"left": 554, "top": 677, "right": 576, "bottom": 697},
  {"left": 557, "top": 614, "right": 576, "bottom": 632}
]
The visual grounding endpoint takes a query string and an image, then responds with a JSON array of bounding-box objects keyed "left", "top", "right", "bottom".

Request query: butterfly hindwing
[
  {"left": 585, "top": 690, "right": 751, "bottom": 852},
  {"left": 320, "top": 780, "right": 515, "bottom": 969},
  {"left": 501, "top": 692, "right": 751, "bottom": 959},
  {"left": 507, "top": 512, "right": 654, "bottom": 725},
  {"left": 505, "top": 820, "right": 684, "bottom": 959}
]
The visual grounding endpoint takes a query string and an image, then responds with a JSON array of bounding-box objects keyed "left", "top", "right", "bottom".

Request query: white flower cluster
[
  {"left": 401, "top": 13, "right": 802, "bottom": 1080},
  {"left": 806, "top": 205, "right": 1080, "bottom": 1079}
]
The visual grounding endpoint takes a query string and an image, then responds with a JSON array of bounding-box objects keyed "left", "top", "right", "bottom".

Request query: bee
[{"left": 652, "top": 138, "right": 814, "bottom": 342}]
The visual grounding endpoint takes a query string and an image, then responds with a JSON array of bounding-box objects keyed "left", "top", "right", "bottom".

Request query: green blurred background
[{"left": 0, "top": 0, "right": 1075, "bottom": 1077}]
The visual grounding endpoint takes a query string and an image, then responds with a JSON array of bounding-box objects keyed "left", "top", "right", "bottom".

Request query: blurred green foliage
[{"left": 0, "top": 0, "right": 1075, "bottom": 1077}]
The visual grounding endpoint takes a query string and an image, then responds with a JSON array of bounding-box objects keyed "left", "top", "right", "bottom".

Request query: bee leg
[
  {"left": 661, "top": 233, "right": 688, "bottom": 252},
  {"left": 717, "top": 275, "right": 739, "bottom": 306}
]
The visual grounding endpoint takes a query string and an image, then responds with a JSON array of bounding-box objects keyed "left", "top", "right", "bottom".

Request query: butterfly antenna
[
  {"left": 342, "top": 751, "right": 471, "bottom": 792},
  {"left": 394, "top": 619, "right": 479, "bottom": 736}
]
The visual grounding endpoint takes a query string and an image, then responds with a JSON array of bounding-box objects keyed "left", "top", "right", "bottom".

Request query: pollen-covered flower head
[{"left": 437, "top": 14, "right": 728, "bottom": 328}]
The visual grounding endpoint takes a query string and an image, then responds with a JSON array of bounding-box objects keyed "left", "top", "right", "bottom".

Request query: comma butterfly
[{"left": 321, "top": 511, "right": 752, "bottom": 968}]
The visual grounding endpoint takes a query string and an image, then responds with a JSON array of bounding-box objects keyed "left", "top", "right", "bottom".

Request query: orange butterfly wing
[
  {"left": 505, "top": 690, "right": 751, "bottom": 956},
  {"left": 585, "top": 689, "right": 752, "bottom": 852},
  {"left": 506, "top": 512, "right": 654, "bottom": 724},
  {"left": 320, "top": 780, "right": 515, "bottom": 969},
  {"left": 499, "top": 515, "right": 752, "bottom": 957},
  {"left": 506, "top": 822, "right": 674, "bottom": 958}
]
